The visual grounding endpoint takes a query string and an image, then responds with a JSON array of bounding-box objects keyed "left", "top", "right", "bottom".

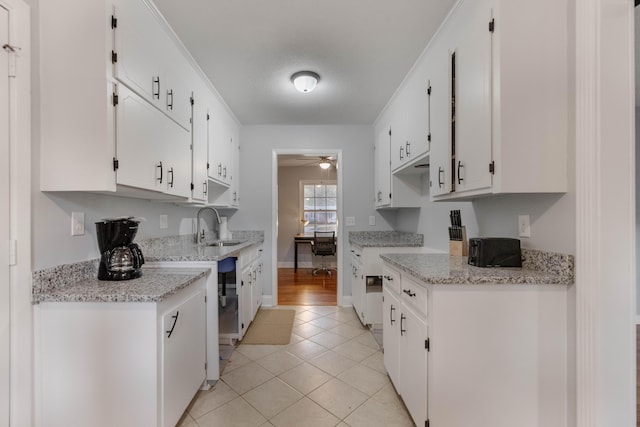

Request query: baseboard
[
  {"left": 342, "top": 296, "right": 352, "bottom": 307},
  {"left": 262, "top": 295, "right": 275, "bottom": 307}
]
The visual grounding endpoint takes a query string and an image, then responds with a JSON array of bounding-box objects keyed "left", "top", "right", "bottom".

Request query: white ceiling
[{"left": 153, "top": 0, "right": 457, "bottom": 125}]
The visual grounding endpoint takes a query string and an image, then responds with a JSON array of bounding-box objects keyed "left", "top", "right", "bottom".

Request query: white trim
[
  {"left": 575, "top": 0, "right": 636, "bottom": 425},
  {"left": 2, "top": 0, "right": 31, "bottom": 425},
  {"left": 272, "top": 149, "right": 344, "bottom": 307}
]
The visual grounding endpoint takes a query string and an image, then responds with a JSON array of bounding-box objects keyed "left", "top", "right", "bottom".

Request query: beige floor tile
[
  {"left": 287, "top": 333, "right": 305, "bottom": 345},
  {"left": 308, "top": 331, "right": 351, "bottom": 349},
  {"left": 307, "top": 306, "right": 339, "bottom": 315},
  {"left": 195, "top": 396, "right": 267, "bottom": 427},
  {"left": 371, "top": 382, "right": 406, "bottom": 409},
  {"left": 256, "top": 350, "right": 304, "bottom": 375},
  {"left": 332, "top": 340, "right": 378, "bottom": 362},
  {"left": 243, "top": 378, "right": 303, "bottom": 419},
  {"left": 286, "top": 339, "right": 328, "bottom": 360},
  {"left": 278, "top": 362, "right": 332, "bottom": 395},
  {"left": 293, "top": 317, "right": 306, "bottom": 326},
  {"left": 327, "top": 308, "right": 360, "bottom": 323},
  {"left": 188, "top": 381, "right": 239, "bottom": 419},
  {"left": 222, "top": 350, "right": 252, "bottom": 374},
  {"left": 236, "top": 344, "right": 282, "bottom": 360},
  {"left": 343, "top": 396, "right": 414, "bottom": 427},
  {"left": 353, "top": 331, "right": 382, "bottom": 350},
  {"left": 269, "top": 397, "right": 341, "bottom": 427},
  {"left": 308, "top": 350, "right": 357, "bottom": 377},
  {"left": 292, "top": 322, "right": 325, "bottom": 339},
  {"left": 330, "top": 323, "right": 368, "bottom": 339},
  {"left": 307, "top": 378, "right": 369, "bottom": 419},
  {"left": 295, "top": 310, "right": 326, "bottom": 322},
  {"left": 337, "top": 364, "right": 389, "bottom": 396},
  {"left": 360, "top": 351, "right": 387, "bottom": 375},
  {"left": 176, "top": 412, "right": 197, "bottom": 427},
  {"left": 221, "top": 361, "right": 274, "bottom": 395},
  {"left": 308, "top": 316, "right": 343, "bottom": 330}
]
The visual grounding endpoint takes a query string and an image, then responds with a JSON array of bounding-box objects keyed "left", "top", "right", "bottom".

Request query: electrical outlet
[
  {"left": 369, "top": 215, "right": 376, "bottom": 226},
  {"left": 518, "top": 215, "right": 531, "bottom": 238},
  {"left": 159, "top": 214, "right": 168, "bottom": 229},
  {"left": 346, "top": 216, "right": 356, "bottom": 226},
  {"left": 71, "top": 212, "right": 85, "bottom": 236}
]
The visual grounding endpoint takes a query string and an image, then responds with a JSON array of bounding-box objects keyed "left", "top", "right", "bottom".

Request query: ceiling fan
[{"left": 295, "top": 156, "right": 336, "bottom": 169}]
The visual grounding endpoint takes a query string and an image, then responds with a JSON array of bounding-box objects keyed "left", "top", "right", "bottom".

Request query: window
[{"left": 301, "top": 181, "right": 337, "bottom": 234}]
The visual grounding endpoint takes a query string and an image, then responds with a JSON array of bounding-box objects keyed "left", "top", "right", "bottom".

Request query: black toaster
[{"left": 468, "top": 238, "right": 522, "bottom": 267}]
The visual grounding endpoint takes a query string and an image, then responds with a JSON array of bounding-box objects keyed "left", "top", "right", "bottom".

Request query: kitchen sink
[{"left": 208, "top": 240, "right": 246, "bottom": 247}]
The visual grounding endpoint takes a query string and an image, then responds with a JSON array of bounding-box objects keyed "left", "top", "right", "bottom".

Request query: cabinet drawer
[
  {"left": 400, "top": 275, "right": 427, "bottom": 317},
  {"left": 383, "top": 266, "right": 401, "bottom": 295}
]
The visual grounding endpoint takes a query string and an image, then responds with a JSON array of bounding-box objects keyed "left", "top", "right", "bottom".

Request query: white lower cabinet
[
  {"left": 383, "top": 268, "right": 428, "bottom": 427},
  {"left": 36, "top": 277, "right": 206, "bottom": 427},
  {"left": 383, "top": 263, "right": 569, "bottom": 427}
]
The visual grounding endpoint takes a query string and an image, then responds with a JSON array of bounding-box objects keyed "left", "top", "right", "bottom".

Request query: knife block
[{"left": 449, "top": 226, "right": 468, "bottom": 256}]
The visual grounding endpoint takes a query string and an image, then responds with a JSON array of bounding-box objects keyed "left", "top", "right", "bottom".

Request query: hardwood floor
[{"left": 277, "top": 268, "right": 337, "bottom": 306}]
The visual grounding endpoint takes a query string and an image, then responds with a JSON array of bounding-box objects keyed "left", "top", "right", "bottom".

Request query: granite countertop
[
  {"left": 380, "top": 252, "right": 574, "bottom": 285},
  {"left": 348, "top": 231, "right": 424, "bottom": 248},
  {"left": 141, "top": 231, "right": 264, "bottom": 262},
  {"left": 33, "top": 267, "right": 209, "bottom": 303}
]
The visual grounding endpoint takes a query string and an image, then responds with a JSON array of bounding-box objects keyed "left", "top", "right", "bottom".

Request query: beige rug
[{"left": 240, "top": 309, "right": 296, "bottom": 345}]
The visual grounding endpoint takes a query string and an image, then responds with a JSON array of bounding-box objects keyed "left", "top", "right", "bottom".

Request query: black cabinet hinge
[
  {"left": 190, "top": 96, "right": 194, "bottom": 106},
  {"left": 205, "top": 362, "right": 207, "bottom": 370},
  {"left": 489, "top": 160, "right": 495, "bottom": 174},
  {"left": 204, "top": 295, "right": 207, "bottom": 303},
  {"left": 428, "top": 133, "right": 432, "bottom": 142},
  {"left": 207, "top": 162, "right": 210, "bottom": 170},
  {"left": 489, "top": 18, "right": 495, "bottom": 33},
  {"left": 112, "top": 93, "right": 119, "bottom": 106},
  {"left": 190, "top": 183, "right": 194, "bottom": 191},
  {"left": 388, "top": 128, "right": 392, "bottom": 136},
  {"left": 111, "top": 50, "right": 117, "bottom": 64},
  {"left": 425, "top": 420, "right": 430, "bottom": 427},
  {"left": 389, "top": 192, "right": 392, "bottom": 200},
  {"left": 112, "top": 158, "right": 119, "bottom": 171},
  {"left": 241, "top": 322, "right": 244, "bottom": 329},
  {"left": 427, "top": 85, "right": 432, "bottom": 96},
  {"left": 425, "top": 338, "right": 430, "bottom": 351},
  {"left": 207, "top": 113, "right": 210, "bottom": 120},
  {"left": 111, "top": 15, "right": 117, "bottom": 29},
  {"left": 241, "top": 280, "right": 244, "bottom": 287}
]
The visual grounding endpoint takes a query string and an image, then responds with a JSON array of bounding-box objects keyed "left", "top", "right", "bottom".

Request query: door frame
[
  {"left": 1, "top": 0, "right": 31, "bottom": 425},
  {"left": 270, "top": 148, "right": 343, "bottom": 306}
]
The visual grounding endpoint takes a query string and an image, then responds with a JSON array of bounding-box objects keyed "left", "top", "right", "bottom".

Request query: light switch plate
[
  {"left": 369, "top": 216, "right": 376, "bottom": 226},
  {"left": 518, "top": 214, "right": 531, "bottom": 237},
  {"left": 159, "top": 214, "right": 168, "bottom": 229},
  {"left": 346, "top": 216, "right": 356, "bottom": 226},
  {"left": 71, "top": 212, "right": 85, "bottom": 236}
]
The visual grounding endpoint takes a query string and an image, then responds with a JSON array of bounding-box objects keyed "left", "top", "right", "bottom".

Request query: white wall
[
  {"left": 277, "top": 165, "right": 337, "bottom": 267},
  {"left": 231, "top": 125, "right": 395, "bottom": 299}
]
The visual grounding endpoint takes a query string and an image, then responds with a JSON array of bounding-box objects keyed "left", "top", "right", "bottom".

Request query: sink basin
[{"left": 208, "top": 240, "right": 245, "bottom": 247}]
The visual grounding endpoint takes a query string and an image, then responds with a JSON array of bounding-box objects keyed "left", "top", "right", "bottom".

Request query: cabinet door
[
  {"left": 450, "top": 2, "right": 492, "bottom": 194},
  {"left": 404, "top": 77, "right": 430, "bottom": 162},
  {"left": 116, "top": 84, "right": 166, "bottom": 193},
  {"left": 113, "top": 0, "right": 164, "bottom": 105},
  {"left": 252, "top": 260, "right": 262, "bottom": 319},
  {"left": 229, "top": 131, "right": 240, "bottom": 206},
  {"left": 351, "top": 259, "right": 365, "bottom": 323},
  {"left": 162, "top": 287, "right": 206, "bottom": 427},
  {"left": 162, "top": 111, "right": 192, "bottom": 198},
  {"left": 427, "top": 32, "right": 453, "bottom": 197},
  {"left": 382, "top": 287, "right": 401, "bottom": 388},
  {"left": 400, "top": 306, "right": 428, "bottom": 427},
  {"left": 191, "top": 90, "right": 209, "bottom": 202},
  {"left": 240, "top": 267, "right": 253, "bottom": 337},
  {"left": 162, "top": 47, "right": 193, "bottom": 131},
  {"left": 374, "top": 125, "right": 391, "bottom": 207}
]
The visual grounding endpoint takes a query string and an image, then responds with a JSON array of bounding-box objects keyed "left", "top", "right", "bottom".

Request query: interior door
[{"left": 0, "top": 6, "right": 10, "bottom": 425}]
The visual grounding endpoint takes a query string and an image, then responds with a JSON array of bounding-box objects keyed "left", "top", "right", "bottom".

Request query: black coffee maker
[{"left": 96, "top": 217, "right": 145, "bottom": 280}]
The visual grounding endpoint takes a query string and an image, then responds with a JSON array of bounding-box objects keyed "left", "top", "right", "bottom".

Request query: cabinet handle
[
  {"left": 153, "top": 76, "right": 160, "bottom": 100},
  {"left": 203, "top": 181, "right": 208, "bottom": 196},
  {"left": 438, "top": 166, "right": 444, "bottom": 188},
  {"left": 390, "top": 304, "right": 396, "bottom": 325},
  {"left": 377, "top": 190, "right": 382, "bottom": 202},
  {"left": 223, "top": 166, "right": 227, "bottom": 179},
  {"left": 400, "top": 313, "right": 406, "bottom": 336},
  {"left": 403, "top": 289, "right": 416, "bottom": 297},
  {"left": 168, "top": 167, "right": 174, "bottom": 188},
  {"left": 457, "top": 161, "right": 464, "bottom": 184},
  {"left": 166, "top": 310, "right": 179, "bottom": 338},
  {"left": 406, "top": 141, "right": 411, "bottom": 156},
  {"left": 167, "top": 89, "right": 173, "bottom": 110},
  {"left": 156, "top": 161, "right": 163, "bottom": 184},
  {"left": 218, "top": 163, "right": 222, "bottom": 177},
  {"left": 399, "top": 146, "right": 404, "bottom": 161},
  {"left": 232, "top": 191, "right": 237, "bottom": 201},
  {"left": 253, "top": 270, "right": 257, "bottom": 281}
]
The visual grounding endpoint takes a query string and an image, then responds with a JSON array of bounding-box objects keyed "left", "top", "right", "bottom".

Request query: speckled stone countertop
[
  {"left": 141, "top": 230, "right": 264, "bottom": 262},
  {"left": 33, "top": 268, "right": 208, "bottom": 303},
  {"left": 348, "top": 231, "right": 423, "bottom": 248},
  {"left": 380, "top": 249, "right": 574, "bottom": 285}
]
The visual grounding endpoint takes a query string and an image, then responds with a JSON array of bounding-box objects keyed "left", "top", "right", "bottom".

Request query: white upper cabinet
[
  {"left": 374, "top": 125, "right": 392, "bottom": 207},
  {"left": 191, "top": 87, "right": 209, "bottom": 203}
]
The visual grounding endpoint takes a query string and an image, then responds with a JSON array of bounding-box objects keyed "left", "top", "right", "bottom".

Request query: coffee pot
[{"left": 95, "top": 217, "right": 145, "bottom": 280}]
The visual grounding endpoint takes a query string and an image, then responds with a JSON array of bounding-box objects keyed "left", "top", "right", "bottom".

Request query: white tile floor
[{"left": 177, "top": 305, "right": 414, "bottom": 427}]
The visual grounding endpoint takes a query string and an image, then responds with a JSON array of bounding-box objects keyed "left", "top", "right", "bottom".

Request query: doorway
[{"left": 272, "top": 150, "right": 343, "bottom": 306}]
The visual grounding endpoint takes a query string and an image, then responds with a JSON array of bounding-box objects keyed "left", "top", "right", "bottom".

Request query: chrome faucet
[{"left": 196, "top": 207, "right": 221, "bottom": 244}]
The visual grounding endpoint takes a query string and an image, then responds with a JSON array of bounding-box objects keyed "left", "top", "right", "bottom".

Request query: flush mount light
[{"left": 291, "top": 71, "right": 320, "bottom": 93}]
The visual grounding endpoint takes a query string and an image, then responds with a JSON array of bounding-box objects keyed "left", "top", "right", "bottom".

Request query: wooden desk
[{"left": 294, "top": 235, "right": 314, "bottom": 271}]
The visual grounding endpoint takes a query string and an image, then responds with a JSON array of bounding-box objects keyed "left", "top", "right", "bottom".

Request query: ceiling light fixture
[
  {"left": 291, "top": 71, "right": 320, "bottom": 93},
  {"left": 319, "top": 161, "right": 331, "bottom": 170}
]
